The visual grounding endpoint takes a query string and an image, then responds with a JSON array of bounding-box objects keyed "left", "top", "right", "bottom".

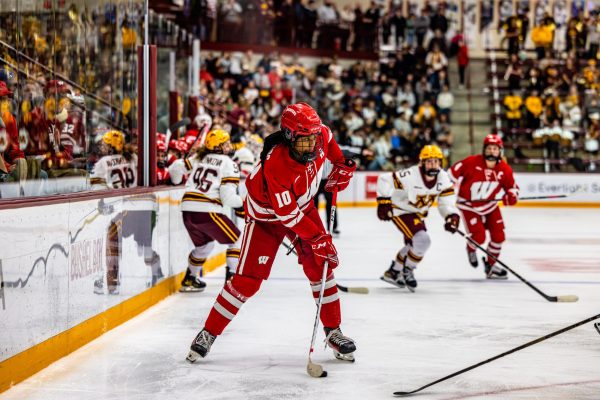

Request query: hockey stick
[
  {"left": 307, "top": 190, "right": 338, "bottom": 378},
  {"left": 393, "top": 313, "right": 600, "bottom": 396},
  {"left": 282, "top": 238, "right": 369, "bottom": 294},
  {"left": 457, "top": 194, "right": 568, "bottom": 204},
  {"left": 457, "top": 229, "right": 578, "bottom": 303}
]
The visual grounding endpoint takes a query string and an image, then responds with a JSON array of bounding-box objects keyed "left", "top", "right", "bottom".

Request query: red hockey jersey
[
  {"left": 245, "top": 125, "right": 344, "bottom": 240},
  {"left": 448, "top": 154, "right": 519, "bottom": 215}
]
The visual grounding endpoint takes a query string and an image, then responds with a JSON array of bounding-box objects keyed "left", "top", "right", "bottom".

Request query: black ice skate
[
  {"left": 400, "top": 265, "right": 417, "bottom": 292},
  {"left": 186, "top": 328, "right": 216, "bottom": 362},
  {"left": 93, "top": 278, "right": 119, "bottom": 295},
  {"left": 483, "top": 257, "right": 508, "bottom": 280},
  {"left": 380, "top": 261, "right": 406, "bottom": 288},
  {"left": 324, "top": 327, "right": 356, "bottom": 362},
  {"left": 180, "top": 270, "right": 206, "bottom": 292},
  {"left": 467, "top": 250, "right": 479, "bottom": 268}
]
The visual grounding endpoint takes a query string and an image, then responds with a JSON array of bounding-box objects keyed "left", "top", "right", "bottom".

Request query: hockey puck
[{"left": 320, "top": 371, "right": 328, "bottom": 378}]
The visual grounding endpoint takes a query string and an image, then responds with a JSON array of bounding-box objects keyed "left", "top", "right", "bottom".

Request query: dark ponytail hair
[{"left": 260, "top": 130, "right": 288, "bottom": 166}]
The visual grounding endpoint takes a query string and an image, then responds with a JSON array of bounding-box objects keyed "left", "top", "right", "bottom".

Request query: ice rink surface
[{"left": 3, "top": 207, "right": 600, "bottom": 400}]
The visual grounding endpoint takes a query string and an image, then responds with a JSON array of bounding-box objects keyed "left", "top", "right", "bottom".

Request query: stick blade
[
  {"left": 347, "top": 287, "right": 369, "bottom": 294},
  {"left": 393, "top": 391, "right": 410, "bottom": 396},
  {"left": 307, "top": 361, "right": 327, "bottom": 378},
  {"left": 557, "top": 295, "right": 579, "bottom": 303}
]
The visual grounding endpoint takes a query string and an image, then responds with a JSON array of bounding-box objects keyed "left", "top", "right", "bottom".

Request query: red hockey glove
[
  {"left": 444, "top": 214, "right": 460, "bottom": 233},
  {"left": 234, "top": 206, "right": 245, "bottom": 218},
  {"left": 502, "top": 189, "right": 518, "bottom": 206},
  {"left": 377, "top": 197, "right": 393, "bottom": 221},
  {"left": 310, "top": 233, "right": 339, "bottom": 269},
  {"left": 325, "top": 158, "right": 356, "bottom": 193}
]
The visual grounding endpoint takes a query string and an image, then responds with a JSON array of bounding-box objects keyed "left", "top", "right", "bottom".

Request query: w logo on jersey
[
  {"left": 258, "top": 256, "right": 270, "bottom": 265},
  {"left": 470, "top": 181, "right": 500, "bottom": 200}
]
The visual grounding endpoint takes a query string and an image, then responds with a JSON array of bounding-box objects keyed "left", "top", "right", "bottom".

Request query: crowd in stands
[
  {"left": 188, "top": 0, "right": 459, "bottom": 54},
  {"left": 496, "top": 11, "right": 599, "bottom": 171},
  {"left": 197, "top": 37, "right": 459, "bottom": 171}
]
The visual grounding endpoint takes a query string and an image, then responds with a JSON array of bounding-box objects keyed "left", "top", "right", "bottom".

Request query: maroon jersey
[
  {"left": 245, "top": 125, "right": 344, "bottom": 240},
  {"left": 449, "top": 154, "right": 519, "bottom": 215}
]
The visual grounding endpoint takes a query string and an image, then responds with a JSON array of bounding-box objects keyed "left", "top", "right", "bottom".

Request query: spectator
[
  {"left": 363, "top": 2, "right": 381, "bottom": 52},
  {"left": 429, "top": 6, "right": 448, "bottom": 35},
  {"left": 524, "top": 90, "right": 543, "bottom": 129},
  {"left": 436, "top": 84, "right": 454, "bottom": 121},
  {"left": 220, "top": 0, "right": 243, "bottom": 42},
  {"left": 415, "top": 99, "right": 436, "bottom": 129},
  {"left": 504, "top": 91, "right": 523, "bottom": 134},
  {"left": 457, "top": 37, "right": 469, "bottom": 89},
  {"left": 390, "top": 8, "right": 406, "bottom": 48},
  {"left": 414, "top": 8, "right": 430, "bottom": 47},
  {"left": 504, "top": 53, "right": 524, "bottom": 91}
]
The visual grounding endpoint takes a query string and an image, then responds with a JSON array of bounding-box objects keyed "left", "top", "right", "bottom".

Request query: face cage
[
  {"left": 290, "top": 132, "right": 323, "bottom": 164},
  {"left": 483, "top": 144, "right": 503, "bottom": 161},
  {"left": 420, "top": 158, "right": 442, "bottom": 177}
]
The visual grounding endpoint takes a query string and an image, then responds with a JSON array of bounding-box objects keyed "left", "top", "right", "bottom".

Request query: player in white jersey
[
  {"left": 376, "top": 145, "right": 460, "bottom": 291},
  {"left": 169, "top": 129, "right": 244, "bottom": 291},
  {"left": 90, "top": 130, "right": 137, "bottom": 190}
]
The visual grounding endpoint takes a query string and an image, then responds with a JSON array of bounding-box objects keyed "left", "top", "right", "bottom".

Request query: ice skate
[
  {"left": 324, "top": 327, "right": 356, "bottom": 362},
  {"left": 381, "top": 261, "right": 406, "bottom": 288},
  {"left": 467, "top": 249, "right": 478, "bottom": 268},
  {"left": 186, "top": 328, "right": 216, "bottom": 362},
  {"left": 180, "top": 269, "right": 206, "bottom": 292},
  {"left": 400, "top": 265, "right": 417, "bottom": 292},
  {"left": 483, "top": 257, "right": 508, "bottom": 280}
]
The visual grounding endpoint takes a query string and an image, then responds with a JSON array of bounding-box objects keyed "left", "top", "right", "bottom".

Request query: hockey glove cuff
[
  {"left": 502, "top": 188, "right": 518, "bottom": 206},
  {"left": 444, "top": 214, "right": 460, "bottom": 233},
  {"left": 310, "top": 233, "right": 339, "bottom": 269},
  {"left": 325, "top": 158, "right": 356, "bottom": 193},
  {"left": 377, "top": 197, "right": 393, "bottom": 221}
]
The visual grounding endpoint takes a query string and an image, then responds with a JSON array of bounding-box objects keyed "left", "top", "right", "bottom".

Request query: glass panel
[{"left": 0, "top": 0, "right": 144, "bottom": 198}]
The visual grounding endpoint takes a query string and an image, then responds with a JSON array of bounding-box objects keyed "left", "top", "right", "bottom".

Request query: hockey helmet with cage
[
  {"left": 483, "top": 134, "right": 504, "bottom": 162},
  {"left": 280, "top": 102, "right": 322, "bottom": 163},
  {"left": 101, "top": 130, "right": 125, "bottom": 153},
  {"left": 419, "top": 145, "right": 444, "bottom": 177},
  {"left": 204, "top": 129, "right": 231, "bottom": 153}
]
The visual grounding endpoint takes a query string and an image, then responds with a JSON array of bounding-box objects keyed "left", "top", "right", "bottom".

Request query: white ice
[{"left": 3, "top": 207, "right": 600, "bottom": 400}]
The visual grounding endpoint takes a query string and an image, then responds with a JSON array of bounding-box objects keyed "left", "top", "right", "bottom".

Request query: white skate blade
[
  {"left": 186, "top": 349, "right": 202, "bottom": 363},
  {"left": 179, "top": 286, "right": 205, "bottom": 293},
  {"left": 333, "top": 351, "right": 355, "bottom": 362},
  {"left": 380, "top": 275, "right": 406, "bottom": 289},
  {"left": 486, "top": 274, "right": 508, "bottom": 280}
]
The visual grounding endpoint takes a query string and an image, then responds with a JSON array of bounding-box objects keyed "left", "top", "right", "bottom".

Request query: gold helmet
[
  {"left": 102, "top": 130, "right": 125, "bottom": 152},
  {"left": 204, "top": 129, "right": 230, "bottom": 152},
  {"left": 419, "top": 145, "right": 444, "bottom": 161}
]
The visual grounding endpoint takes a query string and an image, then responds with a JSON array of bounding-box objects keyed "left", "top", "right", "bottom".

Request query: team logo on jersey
[
  {"left": 258, "top": 256, "right": 270, "bottom": 265},
  {"left": 409, "top": 194, "right": 436, "bottom": 209},
  {"left": 471, "top": 181, "right": 500, "bottom": 200}
]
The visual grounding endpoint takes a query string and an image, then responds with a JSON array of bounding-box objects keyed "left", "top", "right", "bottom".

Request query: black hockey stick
[
  {"left": 281, "top": 239, "right": 369, "bottom": 294},
  {"left": 393, "top": 313, "right": 600, "bottom": 396},
  {"left": 457, "top": 194, "right": 568, "bottom": 204},
  {"left": 457, "top": 229, "right": 578, "bottom": 303}
]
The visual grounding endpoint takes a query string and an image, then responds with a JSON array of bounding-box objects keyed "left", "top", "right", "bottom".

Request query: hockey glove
[
  {"left": 325, "top": 158, "right": 356, "bottom": 193},
  {"left": 377, "top": 197, "right": 393, "bottom": 221},
  {"left": 234, "top": 206, "right": 245, "bottom": 219},
  {"left": 310, "top": 233, "right": 339, "bottom": 269},
  {"left": 444, "top": 214, "right": 460, "bottom": 233},
  {"left": 502, "top": 189, "right": 518, "bottom": 206}
]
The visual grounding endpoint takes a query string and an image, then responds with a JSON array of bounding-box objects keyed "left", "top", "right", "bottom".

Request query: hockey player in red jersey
[
  {"left": 186, "top": 102, "right": 358, "bottom": 364},
  {"left": 448, "top": 134, "right": 519, "bottom": 279}
]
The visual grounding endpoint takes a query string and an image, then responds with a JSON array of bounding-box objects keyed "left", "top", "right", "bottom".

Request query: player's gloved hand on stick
[
  {"left": 502, "top": 189, "right": 518, "bottom": 206},
  {"left": 377, "top": 197, "right": 393, "bottom": 221},
  {"left": 310, "top": 233, "right": 339, "bottom": 268},
  {"left": 444, "top": 214, "right": 460, "bottom": 233},
  {"left": 325, "top": 158, "right": 356, "bottom": 192},
  {"left": 234, "top": 206, "right": 245, "bottom": 218}
]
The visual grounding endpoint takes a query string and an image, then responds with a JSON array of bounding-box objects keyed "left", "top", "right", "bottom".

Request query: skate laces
[
  {"left": 403, "top": 266, "right": 415, "bottom": 281},
  {"left": 325, "top": 328, "right": 353, "bottom": 348},
  {"left": 195, "top": 329, "right": 215, "bottom": 349}
]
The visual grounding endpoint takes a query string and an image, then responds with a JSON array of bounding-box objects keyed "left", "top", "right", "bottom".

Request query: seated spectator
[
  {"left": 415, "top": 99, "right": 436, "bottom": 129},
  {"left": 525, "top": 90, "right": 543, "bottom": 129},
  {"left": 504, "top": 91, "right": 523, "bottom": 134},
  {"left": 436, "top": 84, "right": 454, "bottom": 121}
]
